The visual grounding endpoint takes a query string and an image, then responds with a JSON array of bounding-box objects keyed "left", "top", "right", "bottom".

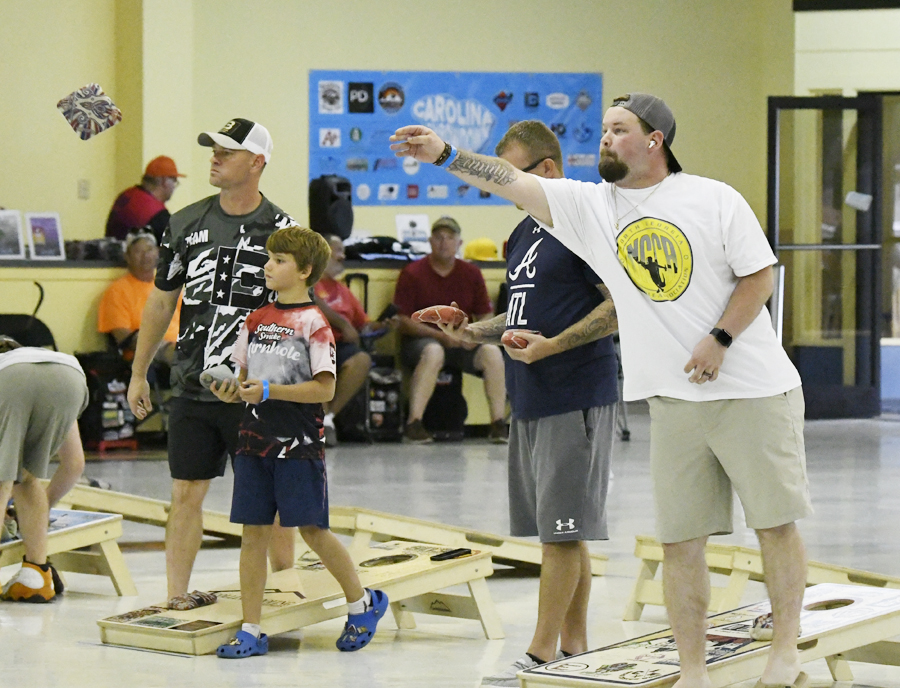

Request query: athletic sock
[
  {"left": 241, "top": 623, "right": 261, "bottom": 638},
  {"left": 324, "top": 412, "right": 335, "bottom": 428},
  {"left": 347, "top": 589, "right": 370, "bottom": 615},
  {"left": 526, "top": 652, "right": 549, "bottom": 665}
]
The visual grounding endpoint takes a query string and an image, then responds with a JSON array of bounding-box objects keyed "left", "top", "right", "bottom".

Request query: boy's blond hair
[{"left": 266, "top": 226, "right": 331, "bottom": 286}]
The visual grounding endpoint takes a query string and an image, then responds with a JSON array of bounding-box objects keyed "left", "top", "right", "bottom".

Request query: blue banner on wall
[{"left": 309, "top": 70, "right": 602, "bottom": 206}]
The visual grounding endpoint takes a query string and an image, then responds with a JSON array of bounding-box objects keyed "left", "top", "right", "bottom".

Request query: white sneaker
[{"left": 481, "top": 652, "right": 563, "bottom": 687}]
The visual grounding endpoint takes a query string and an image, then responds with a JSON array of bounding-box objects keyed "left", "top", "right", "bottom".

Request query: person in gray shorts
[
  {"left": 0, "top": 336, "right": 88, "bottom": 602},
  {"left": 437, "top": 121, "right": 619, "bottom": 687}
]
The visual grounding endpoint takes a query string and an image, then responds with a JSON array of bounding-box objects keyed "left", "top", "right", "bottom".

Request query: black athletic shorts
[
  {"left": 167, "top": 396, "right": 244, "bottom": 481},
  {"left": 335, "top": 341, "right": 363, "bottom": 369}
]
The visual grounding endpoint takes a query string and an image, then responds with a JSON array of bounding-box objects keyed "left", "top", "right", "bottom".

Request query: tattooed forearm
[
  {"left": 468, "top": 314, "right": 507, "bottom": 344},
  {"left": 556, "top": 286, "right": 618, "bottom": 352},
  {"left": 448, "top": 151, "right": 519, "bottom": 186}
]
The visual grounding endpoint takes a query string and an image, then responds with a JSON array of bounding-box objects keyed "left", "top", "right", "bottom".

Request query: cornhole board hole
[
  {"left": 54, "top": 484, "right": 241, "bottom": 542},
  {"left": 329, "top": 505, "right": 608, "bottom": 576},
  {"left": 56, "top": 486, "right": 607, "bottom": 575},
  {"left": 1, "top": 509, "right": 136, "bottom": 596},
  {"left": 98, "top": 539, "right": 502, "bottom": 655},
  {"left": 624, "top": 534, "right": 900, "bottom": 621},
  {"left": 520, "top": 583, "right": 900, "bottom": 688}
]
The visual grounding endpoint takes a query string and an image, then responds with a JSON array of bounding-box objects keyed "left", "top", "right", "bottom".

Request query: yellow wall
[{"left": 795, "top": 9, "right": 900, "bottom": 95}]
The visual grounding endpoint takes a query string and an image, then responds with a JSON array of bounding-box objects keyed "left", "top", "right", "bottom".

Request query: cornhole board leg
[
  {"left": 0, "top": 509, "right": 136, "bottom": 596},
  {"left": 520, "top": 584, "right": 900, "bottom": 688},
  {"left": 98, "top": 541, "right": 502, "bottom": 654},
  {"left": 330, "top": 505, "right": 608, "bottom": 576},
  {"left": 625, "top": 535, "right": 900, "bottom": 622}
]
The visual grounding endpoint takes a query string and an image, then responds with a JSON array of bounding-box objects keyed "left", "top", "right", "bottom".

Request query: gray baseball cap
[{"left": 611, "top": 93, "right": 682, "bottom": 172}]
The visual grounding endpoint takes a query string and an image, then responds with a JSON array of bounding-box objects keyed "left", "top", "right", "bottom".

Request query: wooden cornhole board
[
  {"left": 520, "top": 583, "right": 900, "bottom": 687},
  {"left": 56, "top": 485, "right": 608, "bottom": 575},
  {"left": 329, "top": 505, "right": 608, "bottom": 576},
  {"left": 0, "top": 509, "right": 136, "bottom": 596},
  {"left": 98, "top": 539, "right": 502, "bottom": 655},
  {"left": 624, "top": 534, "right": 900, "bottom": 621},
  {"left": 54, "top": 484, "right": 241, "bottom": 542}
]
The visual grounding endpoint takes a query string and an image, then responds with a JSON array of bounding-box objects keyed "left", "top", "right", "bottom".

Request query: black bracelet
[{"left": 433, "top": 141, "right": 452, "bottom": 166}]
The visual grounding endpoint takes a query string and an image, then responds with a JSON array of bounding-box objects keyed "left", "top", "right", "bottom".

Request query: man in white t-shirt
[{"left": 390, "top": 94, "right": 812, "bottom": 688}]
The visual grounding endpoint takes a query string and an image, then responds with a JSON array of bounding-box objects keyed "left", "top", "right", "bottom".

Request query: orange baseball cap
[{"left": 144, "top": 155, "right": 185, "bottom": 178}]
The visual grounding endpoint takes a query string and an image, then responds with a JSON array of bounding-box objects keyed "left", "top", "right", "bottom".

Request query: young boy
[{"left": 211, "top": 226, "right": 387, "bottom": 658}]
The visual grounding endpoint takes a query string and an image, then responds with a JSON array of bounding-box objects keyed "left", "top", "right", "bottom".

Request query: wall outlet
[{"left": 77, "top": 179, "right": 90, "bottom": 200}]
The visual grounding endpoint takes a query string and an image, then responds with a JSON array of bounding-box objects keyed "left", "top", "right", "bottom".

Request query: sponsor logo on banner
[
  {"left": 349, "top": 127, "right": 363, "bottom": 143},
  {"left": 318, "top": 81, "right": 343, "bottom": 114},
  {"left": 426, "top": 185, "right": 449, "bottom": 199},
  {"left": 457, "top": 184, "right": 470, "bottom": 197},
  {"left": 546, "top": 92, "right": 570, "bottom": 109},
  {"left": 378, "top": 83, "right": 405, "bottom": 113},
  {"left": 348, "top": 82, "right": 374, "bottom": 113},
  {"left": 524, "top": 92, "right": 539, "bottom": 108},
  {"left": 356, "top": 183, "right": 371, "bottom": 201},
  {"left": 378, "top": 183, "right": 399, "bottom": 200},
  {"left": 412, "top": 94, "right": 496, "bottom": 152},
  {"left": 345, "top": 158, "right": 368, "bottom": 172},
  {"left": 319, "top": 156, "right": 341, "bottom": 173},
  {"left": 403, "top": 158, "right": 420, "bottom": 175},
  {"left": 406, "top": 184, "right": 419, "bottom": 199},
  {"left": 567, "top": 153, "right": 596, "bottom": 167},
  {"left": 374, "top": 157, "right": 397, "bottom": 171},
  {"left": 576, "top": 90, "right": 592, "bottom": 111},
  {"left": 479, "top": 190, "right": 491, "bottom": 199},
  {"left": 493, "top": 91, "right": 513, "bottom": 111},
  {"left": 573, "top": 123, "right": 593, "bottom": 143},
  {"left": 550, "top": 123, "right": 567, "bottom": 138},
  {"left": 319, "top": 128, "right": 341, "bottom": 147}
]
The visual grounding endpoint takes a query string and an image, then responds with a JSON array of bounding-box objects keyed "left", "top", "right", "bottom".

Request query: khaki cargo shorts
[{"left": 647, "top": 387, "right": 812, "bottom": 544}]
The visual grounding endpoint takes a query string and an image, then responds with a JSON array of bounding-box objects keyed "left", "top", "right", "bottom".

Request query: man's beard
[{"left": 598, "top": 151, "right": 628, "bottom": 183}]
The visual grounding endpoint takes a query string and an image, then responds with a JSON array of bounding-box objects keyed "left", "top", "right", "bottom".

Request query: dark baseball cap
[
  {"left": 611, "top": 93, "right": 681, "bottom": 173},
  {"left": 432, "top": 216, "right": 462, "bottom": 235}
]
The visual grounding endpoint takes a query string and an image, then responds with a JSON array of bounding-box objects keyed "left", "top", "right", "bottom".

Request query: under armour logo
[
  {"left": 509, "top": 238, "right": 543, "bottom": 280},
  {"left": 556, "top": 518, "right": 575, "bottom": 532}
]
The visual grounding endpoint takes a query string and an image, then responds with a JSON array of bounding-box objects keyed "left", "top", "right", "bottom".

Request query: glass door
[{"left": 767, "top": 95, "right": 882, "bottom": 418}]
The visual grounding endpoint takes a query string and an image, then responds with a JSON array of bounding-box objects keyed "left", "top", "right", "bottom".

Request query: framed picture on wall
[
  {"left": 0, "top": 209, "right": 26, "bottom": 259},
  {"left": 25, "top": 212, "right": 65, "bottom": 260}
]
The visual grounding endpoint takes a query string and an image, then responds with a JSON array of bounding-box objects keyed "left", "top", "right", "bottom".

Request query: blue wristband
[
  {"left": 444, "top": 145, "right": 459, "bottom": 167},
  {"left": 261, "top": 380, "right": 269, "bottom": 402}
]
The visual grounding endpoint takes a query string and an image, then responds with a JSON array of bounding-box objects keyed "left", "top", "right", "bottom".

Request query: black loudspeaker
[{"left": 309, "top": 175, "right": 353, "bottom": 239}]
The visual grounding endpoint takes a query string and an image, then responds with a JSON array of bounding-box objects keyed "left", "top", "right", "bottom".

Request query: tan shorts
[{"left": 647, "top": 387, "right": 812, "bottom": 543}]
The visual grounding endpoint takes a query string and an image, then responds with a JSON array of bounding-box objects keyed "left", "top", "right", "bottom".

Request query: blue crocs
[
  {"left": 336, "top": 588, "right": 388, "bottom": 652},
  {"left": 216, "top": 630, "right": 268, "bottom": 658}
]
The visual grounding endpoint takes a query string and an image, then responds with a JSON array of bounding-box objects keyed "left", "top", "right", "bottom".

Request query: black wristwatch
[{"left": 710, "top": 327, "right": 733, "bottom": 348}]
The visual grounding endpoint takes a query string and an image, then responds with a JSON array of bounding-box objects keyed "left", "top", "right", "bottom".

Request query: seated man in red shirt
[
  {"left": 105, "top": 156, "right": 185, "bottom": 242},
  {"left": 314, "top": 235, "right": 394, "bottom": 445},
  {"left": 393, "top": 217, "right": 507, "bottom": 443}
]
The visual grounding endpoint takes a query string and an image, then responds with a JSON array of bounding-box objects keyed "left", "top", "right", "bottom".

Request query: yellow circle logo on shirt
[{"left": 616, "top": 217, "right": 693, "bottom": 301}]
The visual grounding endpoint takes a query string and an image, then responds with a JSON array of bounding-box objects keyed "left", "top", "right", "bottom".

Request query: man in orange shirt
[{"left": 98, "top": 230, "right": 180, "bottom": 363}]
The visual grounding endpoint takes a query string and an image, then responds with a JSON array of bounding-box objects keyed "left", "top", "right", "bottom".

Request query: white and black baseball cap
[{"left": 197, "top": 118, "right": 273, "bottom": 163}]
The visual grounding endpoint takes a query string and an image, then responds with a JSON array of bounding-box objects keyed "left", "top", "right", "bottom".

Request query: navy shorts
[
  {"left": 230, "top": 454, "right": 330, "bottom": 529},
  {"left": 167, "top": 397, "right": 244, "bottom": 481}
]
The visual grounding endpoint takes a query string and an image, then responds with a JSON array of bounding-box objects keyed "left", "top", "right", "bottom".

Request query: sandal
[
  {"left": 216, "top": 630, "right": 268, "bottom": 659},
  {"left": 336, "top": 589, "right": 388, "bottom": 652}
]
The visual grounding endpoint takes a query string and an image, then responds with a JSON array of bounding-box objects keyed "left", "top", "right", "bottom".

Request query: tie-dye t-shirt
[{"left": 232, "top": 301, "right": 337, "bottom": 460}]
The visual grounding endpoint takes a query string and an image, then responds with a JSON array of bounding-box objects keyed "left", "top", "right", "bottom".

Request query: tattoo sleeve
[
  {"left": 556, "top": 284, "right": 618, "bottom": 352},
  {"left": 448, "top": 151, "right": 519, "bottom": 187},
  {"left": 468, "top": 314, "right": 507, "bottom": 344}
]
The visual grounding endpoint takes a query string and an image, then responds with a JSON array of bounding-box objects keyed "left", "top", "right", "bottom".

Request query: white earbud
[{"left": 648, "top": 141, "right": 656, "bottom": 149}]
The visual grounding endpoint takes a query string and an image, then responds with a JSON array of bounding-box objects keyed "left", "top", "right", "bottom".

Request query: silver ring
[{"left": 702, "top": 372, "right": 712, "bottom": 378}]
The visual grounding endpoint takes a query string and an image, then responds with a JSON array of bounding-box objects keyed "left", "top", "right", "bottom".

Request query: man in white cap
[
  {"left": 391, "top": 93, "right": 811, "bottom": 688},
  {"left": 127, "top": 118, "right": 295, "bottom": 610}
]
